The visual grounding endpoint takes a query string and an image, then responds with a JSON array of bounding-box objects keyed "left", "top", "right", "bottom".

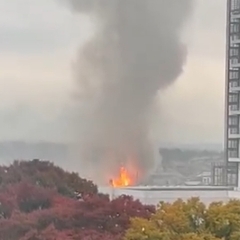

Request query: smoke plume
[{"left": 67, "top": 0, "right": 193, "bottom": 183}]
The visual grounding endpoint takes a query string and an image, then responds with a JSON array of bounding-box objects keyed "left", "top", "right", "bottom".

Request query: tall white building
[{"left": 225, "top": 0, "right": 240, "bottom": 186}]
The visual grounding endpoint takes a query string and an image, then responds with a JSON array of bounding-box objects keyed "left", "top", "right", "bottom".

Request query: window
[
  {"left": 233, "top": 35, "right": 240, "bottom": 41},
  {"left": 230, "top": 71, "right": 239, "bottom": 80},
  {"left": 228, "top": 139, "right": 238, "bottom": 148},
  {"left": 231, "top": 0, "right": 240, "bottom": 11},
  {"left": 230, "top": 104, "right": 239, "bottom": 111},
  {"left": 230, "top": 80, "right": 239, "bottom": 87},
  {"left": 230, "top": 127, "right": 239, "bottom": 134},
  {"left": 231, "top": 18, "right": 240, "bottom": 23},
  {"left": 229, "top": 94, "right": 238, "bottom": 103},
  {"left": 230, "top": 24, "right": 240, "bottom": 34},
  {"left": 202, "top": 177, "right": 211, "bottom": 185},
  {"left": 229, "top": 116, "right": 238, "bottom": 125},
  {"left": 230, "top": 48, "right": 239, "bottom": 57},
  {"left": 228, "top": 150, "right": 238, "bottom": 158},
  {"left": 230, "top": 58, "right": 239, "bottom": 65}
]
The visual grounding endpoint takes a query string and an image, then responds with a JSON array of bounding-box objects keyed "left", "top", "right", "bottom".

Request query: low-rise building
[{"left": 99, "top": 186, "right": 240, "bottom": 206}]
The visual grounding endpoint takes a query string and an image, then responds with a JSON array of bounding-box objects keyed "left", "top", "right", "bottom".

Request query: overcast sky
[{"left": 0, "top": 0, "right": 226, "bottom": 145}]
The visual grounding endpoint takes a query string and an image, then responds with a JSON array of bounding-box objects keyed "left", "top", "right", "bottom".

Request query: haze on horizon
[{"left": 0, "top": 0, "right": 226, "bottom": 147}]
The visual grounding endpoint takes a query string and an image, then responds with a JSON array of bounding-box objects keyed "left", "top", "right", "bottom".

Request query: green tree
[
  {"left": 124, "top": 217, "right": 169, "bottom": 240},
  {"left": 125, "top": 198, "right": 240, "bottom": 240},
  {"left": 205, "top": 200, "right": 240, "bottom": 240}
]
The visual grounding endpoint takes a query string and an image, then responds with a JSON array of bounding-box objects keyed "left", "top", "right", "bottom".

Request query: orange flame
[{"left": 110, "top": 167, "right": 132, "bottom": 187}]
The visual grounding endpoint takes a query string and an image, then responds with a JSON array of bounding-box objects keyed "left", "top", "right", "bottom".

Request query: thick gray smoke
[{"left": 68, "top": 0, "right": 193, "bottom": 183}]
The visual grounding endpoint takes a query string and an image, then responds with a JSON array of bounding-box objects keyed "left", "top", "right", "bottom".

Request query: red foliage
[
  {"left": 0, "top": 159, "right": 98, "bottom": 196},
  {"left": 0, "top": 160, "right": 155, "bottom": 239}
]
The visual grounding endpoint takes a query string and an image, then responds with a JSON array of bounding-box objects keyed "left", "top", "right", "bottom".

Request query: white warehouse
[{"left": 99, "top": 186, "right": 240, "bottom": 206}]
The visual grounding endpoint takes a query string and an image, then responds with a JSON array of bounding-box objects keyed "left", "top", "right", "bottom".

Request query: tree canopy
[
  {"left": 0, "top": 159, "right": 155, "bottom": 239},
  {"left": 1, "top": 159, "right": 240, "bottom": 240},
  {"left": 125, "top": 198, "right": 240, "bottom": 240},
  {"left": 0, "top": 159, "right": 98, "bottom": 197}
]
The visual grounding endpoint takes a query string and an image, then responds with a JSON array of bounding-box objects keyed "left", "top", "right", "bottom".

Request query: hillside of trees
[
  {"left": 0, "top": 141, "right": 223, "bottom": 184},
  {"left": 160, "top": 148, "right": 223, "bottom": 178},
  {"left": 0, "top": 159, "right": 239, "bottom": 240},
  {"left": 0, "top": 159, "right": 155, "bottom": 239},
  {"left": 125, "top": 198, "right": 240, "bottom": 240}
]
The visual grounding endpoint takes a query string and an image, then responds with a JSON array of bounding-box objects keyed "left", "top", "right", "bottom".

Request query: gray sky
[{"left": 0, "top": 0, "right": 226, "bottom": 145}]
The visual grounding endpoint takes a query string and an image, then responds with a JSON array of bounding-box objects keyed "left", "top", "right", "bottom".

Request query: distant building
[
  {"left": 148, "top": 171, "right": 185, "bottom": 186},
  {"left": 197, "top": 171, "right": 212, "bottom": 185},
  {"left": 184, "top": 171, "right": 212, "bottom": 186},
  {"left": 99, "top": 186, "right": 240, "bottom": 206},
  {"left": 225, "top": 0, "right": 240, "bottom": 186}
]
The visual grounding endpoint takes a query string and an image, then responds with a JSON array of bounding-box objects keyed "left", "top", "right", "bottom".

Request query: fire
[{"left": 110, "top": 167, "right": 132, "bottom": 187}]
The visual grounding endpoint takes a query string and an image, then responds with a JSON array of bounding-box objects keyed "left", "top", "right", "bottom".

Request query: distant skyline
[{"left": 0, "top": 0, "right": 226, "bottom": 145}]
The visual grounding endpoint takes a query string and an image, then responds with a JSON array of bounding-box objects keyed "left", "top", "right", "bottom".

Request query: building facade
[
  {"left": 225, "top": 0, "right": 240, "bottom": 186},
  {"left": 99, "top": 186, "right": 240, "bottom": 206}
]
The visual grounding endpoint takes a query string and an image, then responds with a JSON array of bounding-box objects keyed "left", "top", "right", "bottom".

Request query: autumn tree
[
  {"left": 205, "top": 200, "right": 240, "bottom": 240},
  {"left": 0, "top": 159, "right": 97, "bottom": 197},
  {"left": 125, "top": 198, "right": 240, "bottom": 240},
  {"left": 0, "top": 160, "right": 155, "bottom": 240}
]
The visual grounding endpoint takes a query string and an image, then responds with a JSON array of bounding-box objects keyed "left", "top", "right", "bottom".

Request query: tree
[
  {"left": 3, "top": 160, "right": 240, "bottom": 240},
  {"left": 0, "top": 159, "right": 98, "bottom": 197},
  {"left": 125, "top": 198, "right": 240, "bottom": 240},
  {"left": 0, "top": 192, "right": 154, "bottom": 239},
  {"left": 0, "top": 160, "right": 155, "bottom": 240},
  {"left": 206, "top": 200, "right": 240, "bottom": 240}
]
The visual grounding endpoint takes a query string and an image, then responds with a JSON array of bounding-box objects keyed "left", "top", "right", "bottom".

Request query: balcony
[
  {"left": 231, "top": 33, "right": 240, "bottom": 44},
  {"left": 229, "top": 157, "right": 240, "bottom": 162},
  {"left": 230, "top": 62, "right": 240, "bottom": 68},
  {"left": 229, "top": 134, "right": 240, "bottom": 139},
  {"left": 231, "top": 38, "right": 240, "bottom": 44},
  {"left": 231, "top": 13, "right": 240, "bottom": 19},
  {"left": 230, "top": 86, "right": 240, "bottom": 92},
  {"left": 229, "top": 110, "right": 240, "bottom": 116}
]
